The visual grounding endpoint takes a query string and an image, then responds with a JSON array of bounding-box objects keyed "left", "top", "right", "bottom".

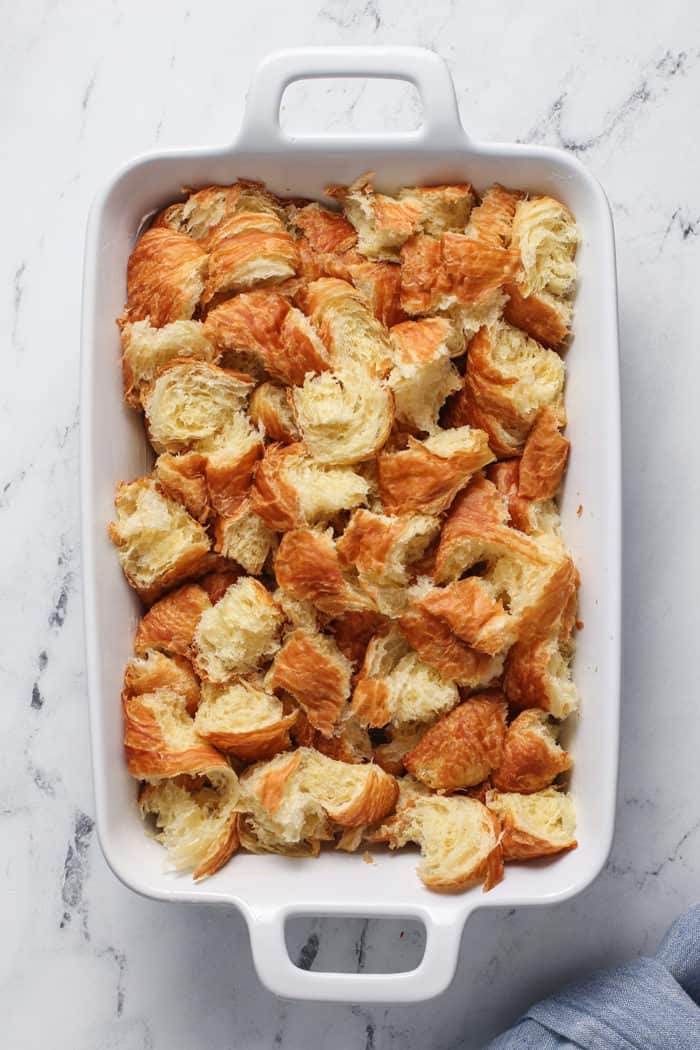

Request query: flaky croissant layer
[{"left": 111, "top": 173, "right": 580, "bottom": 890}]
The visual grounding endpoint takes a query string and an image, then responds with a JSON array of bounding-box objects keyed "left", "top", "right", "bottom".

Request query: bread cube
[
  {"left": 139, "top": 770, "right": 239, "bottom": 879},
  {"left": 268, "top": 628, "right": 352, "bottom": 737},
  {"left": 213, "top": 499, "right": 276, "bottom": 575},
  {"left": 122, "top": 227, "right": 208, "bottom": 327},
  {"left": 444, "top": 321, "right": 566, "bottom": 458},
  {"left": 377, "top": 426, "right": 494, "bottom": 516},
  {"left": 192, "top": 577, "right": 284, "bottom": 682},
  {"left": 251, "top": 443, "right": 369, "bottom": 531},
  {"left": 492, "top": 709, "right": 572, "bottom": 793},
  {"left": 120, "top": 319, "right": 218, "bottom": 407},
  {"left": 134, "top": 582, "right": 211, "bottom": 657},
  {"left": 352, "top": 625, "right": 459, "bottom": 728},
  {"left": 108, "top": 478, "right": 211, "bottom": 603},
  {"left": 193, "top": 678, "right": 297, "bottom": 761},
  {"left": 486, "top": 787, "right": 577, "bottom": 860},
  {"left": 275, "top": 527, "right": 375, "bottom": 618},
  {"left": 372, "top": 779, "right": 503, "bottom": 891},
  {"left": 404, "top": 693, "right": 507, "bottom": 789}
]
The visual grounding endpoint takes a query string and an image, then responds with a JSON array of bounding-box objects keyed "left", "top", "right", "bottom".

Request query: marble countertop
[{"left": 3, "top": 1, "right": 700, "bottom": 1046}]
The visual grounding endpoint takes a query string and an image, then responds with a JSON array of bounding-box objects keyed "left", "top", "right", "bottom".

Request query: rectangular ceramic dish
[{"left": 81, "top": 46, "right": 621, "bottom": 1003}]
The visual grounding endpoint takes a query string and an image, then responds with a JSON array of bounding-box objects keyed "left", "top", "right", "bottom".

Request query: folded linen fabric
[{"left": 485, "top": 905, "right": 700, "bottom": 1049}]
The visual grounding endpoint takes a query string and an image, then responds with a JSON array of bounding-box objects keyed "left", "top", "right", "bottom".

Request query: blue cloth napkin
[{"left": 485, "top": 905, "right": 700, "bottom": 1049}]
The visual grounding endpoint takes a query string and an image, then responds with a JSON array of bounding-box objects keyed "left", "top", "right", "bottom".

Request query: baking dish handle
[
  {"left": 247, "top": 906, "right": 467, "bottom": 1003},
  {"left": 237, "top": 46, "right": 466, "bottom": 150}
]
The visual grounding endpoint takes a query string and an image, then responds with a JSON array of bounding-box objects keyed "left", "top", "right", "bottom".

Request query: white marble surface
[{"left": 2, "top": 1, "right": 700, "bottom": 1046}]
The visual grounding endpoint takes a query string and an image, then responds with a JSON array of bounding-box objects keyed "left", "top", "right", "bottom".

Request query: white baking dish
[{"left": 81, "top": 46, "right": 621, "bottom": 1003}]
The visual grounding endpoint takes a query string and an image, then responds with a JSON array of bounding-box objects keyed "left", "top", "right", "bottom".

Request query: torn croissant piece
[
  {"left": 488, "top": 459, "right": 563, "bottom": 538},
  {"left": 352, "top": 624, "right": 459, "bottom": 728},
  {"left": 268, "top": 628, "right": 352, "bottom": 737},
  {"left": 465, "top": 184, "right": 523, "bottom": 247},
  {"left": 327, "top": 173, "right": 422, "bottom": 260},
  {"left": 213, "top": 498, "right": 276, "bottom": 576},
  {"left": 155, "top": 452, "right": 210, "bottom": 523},
  {"left": 288, "top": 201, "right": 358, "bottom": 254},
  {"left": 397, "top": 183, "right": 475, "bottom": 236},
  {"left": 388, "top": 318, "right": 464, "bottom": 434},
  {"left": 487, "top": 536, "right": 579, "bottom": 644},
  {"left": 192, "top": 577, "right": 284, "bottom": 683},
  {"left": 399, "top": 233, "right": 453, "bottom": 315},
  {"left": 404, "top": 693, "right": 507, "bottom": 790},
  {"left": 390, "top": 316, "right": 465, "bottom": 364},
  {"left": 503, "top": 284, "right": 573, "bottom": 352},
  {"left": 121, "top": 227, "right": 208, "bottom": 328},
  {"left": 442, "top": 233, "right": 520, "bottom": 309},
  {"left": 134, "top": 582, "right": 211, "bottom": 657},
  {"left": 123, "top": 685, "right": 230, "bottom": 782},
  {"left": 389, "top": 353, "right": 460, "bottom": 435},
  {"left": 503, "top": 283, "right": 575, "bottom": 352},
  {"left": 108, "top": 478, "right": 211, "bottom": 604},
  {"left": 443, "top": 321, "right": 566, "bottom": 458},
  {"left": 346, "top": 260, "right": 405, "bottom": 328},
  {"left": 141, "top": 359, "right": 255, "bottom": 456},
  {"left": 203, "top": 428, "right": 264, "bottom": 517},
  {"left": 124, "top": 649, "right": 201, "bottom": 716},
  {"left": 200, "top": 210, "right": 300, "bottom": 307},
  {"left": 517, "top": 406, "right": 570, "bottom": 500},
  {"left": 154, "top": 186, "right": 239, "bottom": 240},
  {"left": 436, "top": 481, "right": 578, "bottom": 643},
  {"left": 504, "top": 632, "right": 579, "bottom": 719},
  {"left": 203, "top": 289, "right": 286, "bottom": 370},
  {"left": 156, "top": 180, "right": 286, "bottom": 242},
  {"left": 399, "top": 229, "right": 517, "bottom": 326},
  {"left": 441, "top": 178, "right": 524, "bottom": 329},
  {"left": 412, "top": 577, "right": 512, "bottom": 656},
  {"left": 503, "top": 196, "right": 578, "bottom": 349},
  {"left": 291, "top": 365, "right": 393, "bottom": 465},
  {"left": 204, "top": 290, "right": 331, "bottom": 386},
  {"left": 510, "top": 196, "right": 578, "bottom": 299},
  {"left": 292, "top": 235, "right": 359, "bottom": 283},
  {"left": 139, "top": 768, "right": 240, "bottom": 879},
  {"left": 120, "top": 319, "right": 218, "bottom": 408},
  {"left": 249, "top": 382, "right": 300, "bottom": 443},
  {"left": 398, "top": 603, "right": 504, "bottom": 688},
  {"left": 485, "top": 787, "right": 577, "bottom": 861},
  {"left": 143, "top": 360, "right": 263, "bottom": 518},
  {"left": 274, "top": 308, "right": 332, "bottom": 385},
  {"left": 329, "top": 610, "right": 387, "bottom": 668},
  {"left": 238, "top": 748, "right": 398, "bottom": 855},
  {"left": 136, "top": 360, "right": 262, "bottom": 518},
  {"left": 336, "top": 509, "right": 440, "bottom": 616},
  {"left": 371, "top": 778, "right": 504, "bottom": 892},
  {"left": 251, "top": 443, "right": 369, "bottom": 531},
  {"left": 193, "top": 678, "right": 297, "bottom": 760},
  {"left": 434, "top": 474, "right": 543, "bottom": 583},
  {"left": 377, "top": 426, "right": 495, "bottom": 516},
  {"left": 299, "top": 277, "right": 394, "bottom": 376},
  {"left": 492, "top": 710, "right": 572, "bottom": 794},
  {"left": 275, "top": 528, "right": 376, "bottom": 617}
]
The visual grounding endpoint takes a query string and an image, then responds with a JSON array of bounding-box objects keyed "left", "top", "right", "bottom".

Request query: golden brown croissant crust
[{"left": 112, "top": 175, "right": 580, "bottom": 890}]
